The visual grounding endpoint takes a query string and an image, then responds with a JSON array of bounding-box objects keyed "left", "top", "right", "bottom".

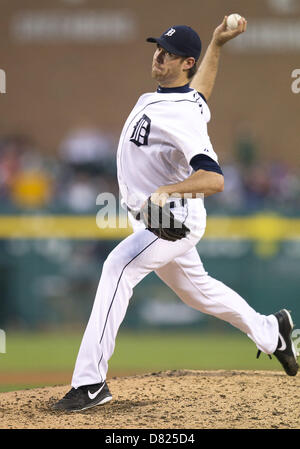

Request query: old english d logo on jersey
[{"left": 130, "top": 114, "right": 151, "bottom": 147}]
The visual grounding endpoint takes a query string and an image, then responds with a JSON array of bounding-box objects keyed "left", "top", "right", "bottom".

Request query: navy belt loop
[{"left": 169, "top": 198, "right": 186, "bottom": 208}]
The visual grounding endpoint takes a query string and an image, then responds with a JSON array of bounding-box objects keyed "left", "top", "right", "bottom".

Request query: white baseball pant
[{"left": 71, "top": 199, "right": 278, "bottom": 388}]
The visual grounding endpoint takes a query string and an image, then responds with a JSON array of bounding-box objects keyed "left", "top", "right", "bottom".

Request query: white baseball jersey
[{"left": 116, "top": 86, "right": 219, "bottom": 210}]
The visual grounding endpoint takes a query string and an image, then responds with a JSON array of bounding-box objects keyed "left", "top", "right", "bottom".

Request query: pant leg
[
  {"left": 71, "top": 228, "right": 198, "bottom": 388},
  {"left": 155, "top": 247, "right": 278, "bottom": 354}
]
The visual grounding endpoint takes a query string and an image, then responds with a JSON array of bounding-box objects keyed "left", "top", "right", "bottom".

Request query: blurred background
[{"left": 0, "top": 0, "right": 300, "bottom": 391}]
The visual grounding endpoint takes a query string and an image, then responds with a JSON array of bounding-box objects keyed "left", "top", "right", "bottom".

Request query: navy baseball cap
[{"left": 146, "top": 25, "right": 201, "bottom": 61}]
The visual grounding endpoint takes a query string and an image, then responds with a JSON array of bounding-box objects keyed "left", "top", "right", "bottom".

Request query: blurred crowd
[
  {"left": 0, "top": 129, "right": 119, "bottom": 213},
  {"left": 207, "top": 130, "right": 300, "bottom": 214},
  {"left": 0, "top": 129, "right": 299, "bottom": 215}
]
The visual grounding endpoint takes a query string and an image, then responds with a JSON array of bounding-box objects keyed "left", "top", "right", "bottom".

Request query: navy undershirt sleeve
[
  {"left": 190, "top": 154, "right": 223, "bottom": 175},
  {"left": 198, "top": 92, "right": 207, "bottom": 103}
]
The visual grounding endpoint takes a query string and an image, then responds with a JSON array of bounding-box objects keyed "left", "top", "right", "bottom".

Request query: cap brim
[
  {"left": 146, "top": 37, "right": 187, "bottom": 57},
  {"left": 146, "top": 37, "right": 158, "bottom": 43}
]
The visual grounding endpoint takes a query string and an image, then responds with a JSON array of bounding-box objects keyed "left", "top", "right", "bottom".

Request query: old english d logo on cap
[{"left": 165, "top": 28, "right": 176, "bottom": 37}]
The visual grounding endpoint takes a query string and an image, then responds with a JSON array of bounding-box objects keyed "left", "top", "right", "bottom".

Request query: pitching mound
[{"left": 0, "top": 370, "right": 299, "bottom": 429}]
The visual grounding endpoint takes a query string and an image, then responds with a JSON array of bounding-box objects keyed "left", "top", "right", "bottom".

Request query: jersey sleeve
[
  {"left": 190, "top": 154, "right": 223, "bottom": 175},
  {"left": 165, "top": 102, "right": 218, "bottom": 165}
]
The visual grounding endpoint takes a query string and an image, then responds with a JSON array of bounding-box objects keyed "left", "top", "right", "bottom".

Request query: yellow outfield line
[
  {"left": 0, "top": 215, "right": 132, "bottom": 239},
  {"left": 205, "top": 215, "right": 300, "bottom": 241},
  {"left": 0, "top": 214, "right": 299, "bottom": 240}
]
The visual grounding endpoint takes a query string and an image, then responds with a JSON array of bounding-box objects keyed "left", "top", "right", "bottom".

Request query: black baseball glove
[{"left": 140, "top": 197, "right": 190, "bottom": 242}]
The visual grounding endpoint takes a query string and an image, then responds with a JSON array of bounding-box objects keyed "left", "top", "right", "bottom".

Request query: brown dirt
[
  {"left": 0, "top": 369, "right": 299, "bottom": 429},
  {"left": 0, "top": 371, "right": 72, "bottom": 385}
]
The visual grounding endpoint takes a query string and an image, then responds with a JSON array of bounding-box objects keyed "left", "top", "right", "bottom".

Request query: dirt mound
[{"left": 0, "top": 370, "right": 299, "bottom": 429}]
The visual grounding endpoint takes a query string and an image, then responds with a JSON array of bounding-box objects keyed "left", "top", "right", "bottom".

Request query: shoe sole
[
  {"left": 70, "top": 395, "right": 113, "bottom": 412},
  {"left": 283, "top": 309, "right": 294, "bottom": 329},
  {"left": 282, "top": 309, "right": 298, "bottom": 359}
]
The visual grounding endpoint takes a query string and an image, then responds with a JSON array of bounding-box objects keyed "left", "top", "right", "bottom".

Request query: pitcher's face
[{"left": 151, "top": 45, "right": 190, "bottom": 85}]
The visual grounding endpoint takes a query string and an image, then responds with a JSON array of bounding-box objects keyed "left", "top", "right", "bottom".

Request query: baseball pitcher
[{"left": 53, "top": 16, "right": 298, "bottom": 412}]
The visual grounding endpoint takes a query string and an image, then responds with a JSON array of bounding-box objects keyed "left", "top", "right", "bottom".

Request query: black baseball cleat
[
  {"left": 257, "top": 309, "right": 299, "bottom": 376},
  {"left": 273, "top": 309, "right": 299, "bottom": 376},
  {"left": 52, "top": 381, "right": 112, "bottom": 412}
]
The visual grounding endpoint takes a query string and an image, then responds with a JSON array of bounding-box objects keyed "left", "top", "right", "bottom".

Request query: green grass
[
  {"left": 110, "top": 330, "right": 279, "bottom": 372},
  {"left": 0, "top": 331, "right": 82, "bottom": 372},
  {"left": 0, "top": 384, "right": 49, "bottom": 393},
  {"left": 0, "top": 329, "right": 283, "bottom": 392}
]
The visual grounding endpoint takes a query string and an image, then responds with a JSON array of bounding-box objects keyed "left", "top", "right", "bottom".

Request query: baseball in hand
[{"left": 226, "top": 13, "right": 242, "bottom": 30}]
